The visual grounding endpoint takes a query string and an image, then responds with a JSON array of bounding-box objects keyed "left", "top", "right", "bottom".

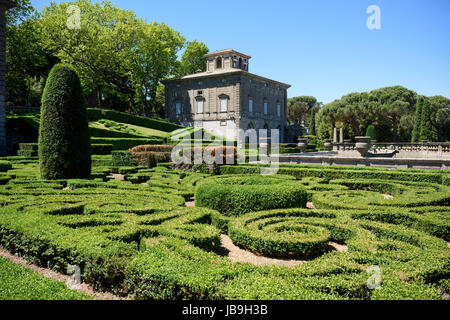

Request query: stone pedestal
[
  {"left": 324, "top": 139, "right": 333, "bottom": 151},
  {"left": 297, "top": 138, "right": 308, "bottom": 153}
]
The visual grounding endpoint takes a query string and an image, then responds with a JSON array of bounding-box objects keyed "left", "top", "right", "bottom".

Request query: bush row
[
  {"left": 219, "top": 165, "right": 448, "bottom": 185},
  {"left": 195, "top": 175, "right": 308, "bottom": 216},
  {"left": 91, "top": 138, "right": 163, "bottom": 151},
  {"left": 87, "top": 109, "right": 182, "bottom": 132}
]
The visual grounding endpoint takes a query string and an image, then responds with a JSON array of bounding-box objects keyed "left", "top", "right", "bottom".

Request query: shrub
[
  {"left": 112, "top": 151, "right": 134, "bottom": 167},
  {"left": 129, "top": 145, "right": 174, "bottom": 153},
  {"left": 195, "top": 175, "right": 308, "bottom": 216},
  {"left": 0, "top": 161, "right": 12, "bottom": 172},
  {"left": 91, "top": 144, "right": 113, "bottom": 155},
  {"left": 131, "top": 152, "right": 171, "bottom": 168},
  {"left": 18, "top": 143, "right": 38, "bottom": 151},
  {"left": 366, "top": 125, "right": 377, "bottom": 141},
  {"left": 90, "top": 138, "right": 163, "bottom": 151},
  {"left": 38, "top": 64, "right": 91, "bottom": 180}
]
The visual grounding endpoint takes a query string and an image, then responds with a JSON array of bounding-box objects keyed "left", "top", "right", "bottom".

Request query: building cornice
[
  {"left": 204, "top": 49, "right": 251, "bottom": 60},
  {"left": 162, "top": 70, "right": 291, "bottom": 89}
]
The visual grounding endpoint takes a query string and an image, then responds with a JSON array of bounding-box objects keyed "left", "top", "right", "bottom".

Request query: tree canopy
[
  {"left": 6, "top": 0, "right": 208, "bottom": 117},
  {"left": 315, "top": 86, "right": 449, "bottom": 143}
]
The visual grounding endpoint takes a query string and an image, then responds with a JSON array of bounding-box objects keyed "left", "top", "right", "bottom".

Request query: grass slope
[{"left": 0, "top": 256, "right": 90, "bottom": 300}]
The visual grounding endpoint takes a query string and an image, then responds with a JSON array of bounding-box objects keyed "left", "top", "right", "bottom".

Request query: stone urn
[
  {"left": 355, "top": 136, "right": 372, "bottom": 156},
  {"left": 297, "top": 138, "right": 308, "bottom": 153},
  {"left": 324, "top": 139, "right": 333, "bottom": 151}
]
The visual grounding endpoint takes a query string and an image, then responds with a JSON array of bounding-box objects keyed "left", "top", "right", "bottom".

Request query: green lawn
[{"left": 0, "top": 256, "right": 90, "bottom": 300}]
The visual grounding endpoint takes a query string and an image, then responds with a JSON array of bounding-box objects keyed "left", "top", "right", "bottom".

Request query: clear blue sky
[{"left": 31, "top": 0, "right": 450, "bottom": 104}]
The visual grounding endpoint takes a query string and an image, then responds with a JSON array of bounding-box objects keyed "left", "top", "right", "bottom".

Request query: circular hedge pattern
[
  {"left": 0, "top": 163, "right": 449, "bottom": 300},
  {"left": 195, "top": 175, "right": 308, "bottom": 216},
  {"left": 228, "top": 210, "right": 333, "bottom": 257}
]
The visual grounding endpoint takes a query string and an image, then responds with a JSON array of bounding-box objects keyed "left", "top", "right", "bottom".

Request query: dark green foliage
[
  {"left": 419, "top": 99, "right": 437, "bottom": 142},
  {"left": 17, "top": 143, "right": 39, "bottom": 157},
  {"left": 411, "top": 97, "right": 424, "bottom": 142},
  {"left": 18, "top": 143, "right": 38, "bottom": 151},
  {"left": 365, "top": 125, "right": 377, "bottom": 141},
  {"left": 309, "top": 108, "right": 316, "bottom": 136},
  {"left": 38, "top": 64, "right": 91, "bottom": 180},
  {"left": 91, "top": 144, "right": 113, "bottom": 155},
  {"left": 0, "top": 161, "right": 12, "bottom": 172},
  {"left": 195, "top": 175, "right": 308, "bottom": 216},
  {"left": 131, "top": 152, "right": 170, "bottom": 168},
  {"left": 112, "top": 151, "right": 134, "bottom": 167}
]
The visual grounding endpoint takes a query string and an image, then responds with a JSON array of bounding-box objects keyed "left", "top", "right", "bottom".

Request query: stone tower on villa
[{"left": 162, "top": 49, "right": 291, "bottom": 142}]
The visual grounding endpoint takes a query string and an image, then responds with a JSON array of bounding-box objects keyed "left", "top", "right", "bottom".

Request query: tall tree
[
  {"left": 6, "top": 0, "right": 56, "bottom": 107},
  {"left": 369, "top": 86, "right": 416, "bottom": 142},
  {"left": 287, "top": 96, "right": 318, "bottom": 124},
  {"left": 411, "top": 96, "right": 424, "bottom": 142},
  {"left": 176, "top": 40, "right": 209, "bottom": 77},
  {"left": 39, "top": 0, "right": 185, "bottom": 114},
  {"left": 419, "top": 99, "right": 437, "bottom": 142}
]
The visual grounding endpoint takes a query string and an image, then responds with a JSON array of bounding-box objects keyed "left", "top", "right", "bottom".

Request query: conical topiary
[
  {"left": 365, "top": 125, "right": 377, "bottom": 141},
  {"left": 38, "top": 64, "right": 91, "bottom": 180}
]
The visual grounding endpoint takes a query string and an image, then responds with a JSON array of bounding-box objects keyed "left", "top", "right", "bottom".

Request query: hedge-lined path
[
  {"left": 185, "top": 198, "right": 195, "bottom": 207},
  {"left": 218, "top": 235, "right": 307, "bottom": 267},
  {"left": 217, "top": 235, "right": 348, "bottom": 267},
  {"left": 0, "top": 247, "right": 128, "bottom": 301},
  {"left": 107, "top": 173, "right": 126, "bottom": 181}
]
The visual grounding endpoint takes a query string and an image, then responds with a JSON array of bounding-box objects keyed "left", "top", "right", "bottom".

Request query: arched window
[
  {"left": 249, "top": 97, "right": 253, "bottom": 113},
  {"left": 264, "top": 100, "right": 269, "bottom": 115},
  {"left": 239, "top": 57, "right": 242, "bottom": 69},
  {"left": 277, "top": 103, "right": 281, "bottom": 117},
  {"left": 216, "top": 57, "right": 222, "bottom": 69}
]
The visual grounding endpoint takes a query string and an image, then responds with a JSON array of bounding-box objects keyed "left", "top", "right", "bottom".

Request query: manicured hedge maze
[
  {"left": 0, "top": 158, "right": 448, "bottom": 300},
  {"left": 195, "top": 175, "right": 308, "bottom": 216}
]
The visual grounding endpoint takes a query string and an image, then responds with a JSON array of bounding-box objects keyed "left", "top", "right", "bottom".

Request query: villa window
[
  {"left": 216, "top": 58, "right": 222, "bottom": 69},
  {"left": 277, "top": 104, "right": 281, "bottom": 117},
  {"left": 176, "top": 102, "right": 181, "bottom": 115},
  {"left": 264, "top": 100, "right": 268, "bottom": 115},
  {"left": 197, "top": 99, "right": 204, "bottom": 113},
  {"left": 220, "top": 96, "right": 228, "bottom": 113},
  {"left": 249, "top": 98, "right": 253, "bottom": 113}
]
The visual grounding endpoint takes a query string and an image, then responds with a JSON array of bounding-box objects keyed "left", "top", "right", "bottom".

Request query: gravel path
[
  {"left": 217, "top": 235, "right": 348, "bottom": 267},
  {"left": 0, "top": 247, "right": 128, "bottom": 300}
]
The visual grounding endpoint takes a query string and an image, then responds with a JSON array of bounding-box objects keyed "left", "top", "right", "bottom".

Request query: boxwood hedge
[{"left": 195, "top": 175, "right": 308, "bottom": 216}]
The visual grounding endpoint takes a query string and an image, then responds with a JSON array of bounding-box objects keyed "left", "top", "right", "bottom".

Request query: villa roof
[
  {"left": 204, "top": 49, "right": 252, "bottom": 60},
  {"left": 162, "top": 69, "right": 291, "bottom": 89}
]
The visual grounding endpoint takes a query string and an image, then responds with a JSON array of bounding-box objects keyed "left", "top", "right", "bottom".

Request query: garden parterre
[{"left": 0, "top": 158, "right": 449, "bottom": 300}]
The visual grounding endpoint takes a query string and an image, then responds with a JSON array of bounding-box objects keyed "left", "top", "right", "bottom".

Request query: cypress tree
[
  {"left": 419, "top": 98, "right": 436, "bottom": 142},
  {"left": 411, "top": 97, "right": 424, "bottom": 142},
  {"left": 39, "top": 64, "right": 91, "bottom": 180},
  {"left": 365, "top": 125, "right": 377, "bottom": 141}
]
